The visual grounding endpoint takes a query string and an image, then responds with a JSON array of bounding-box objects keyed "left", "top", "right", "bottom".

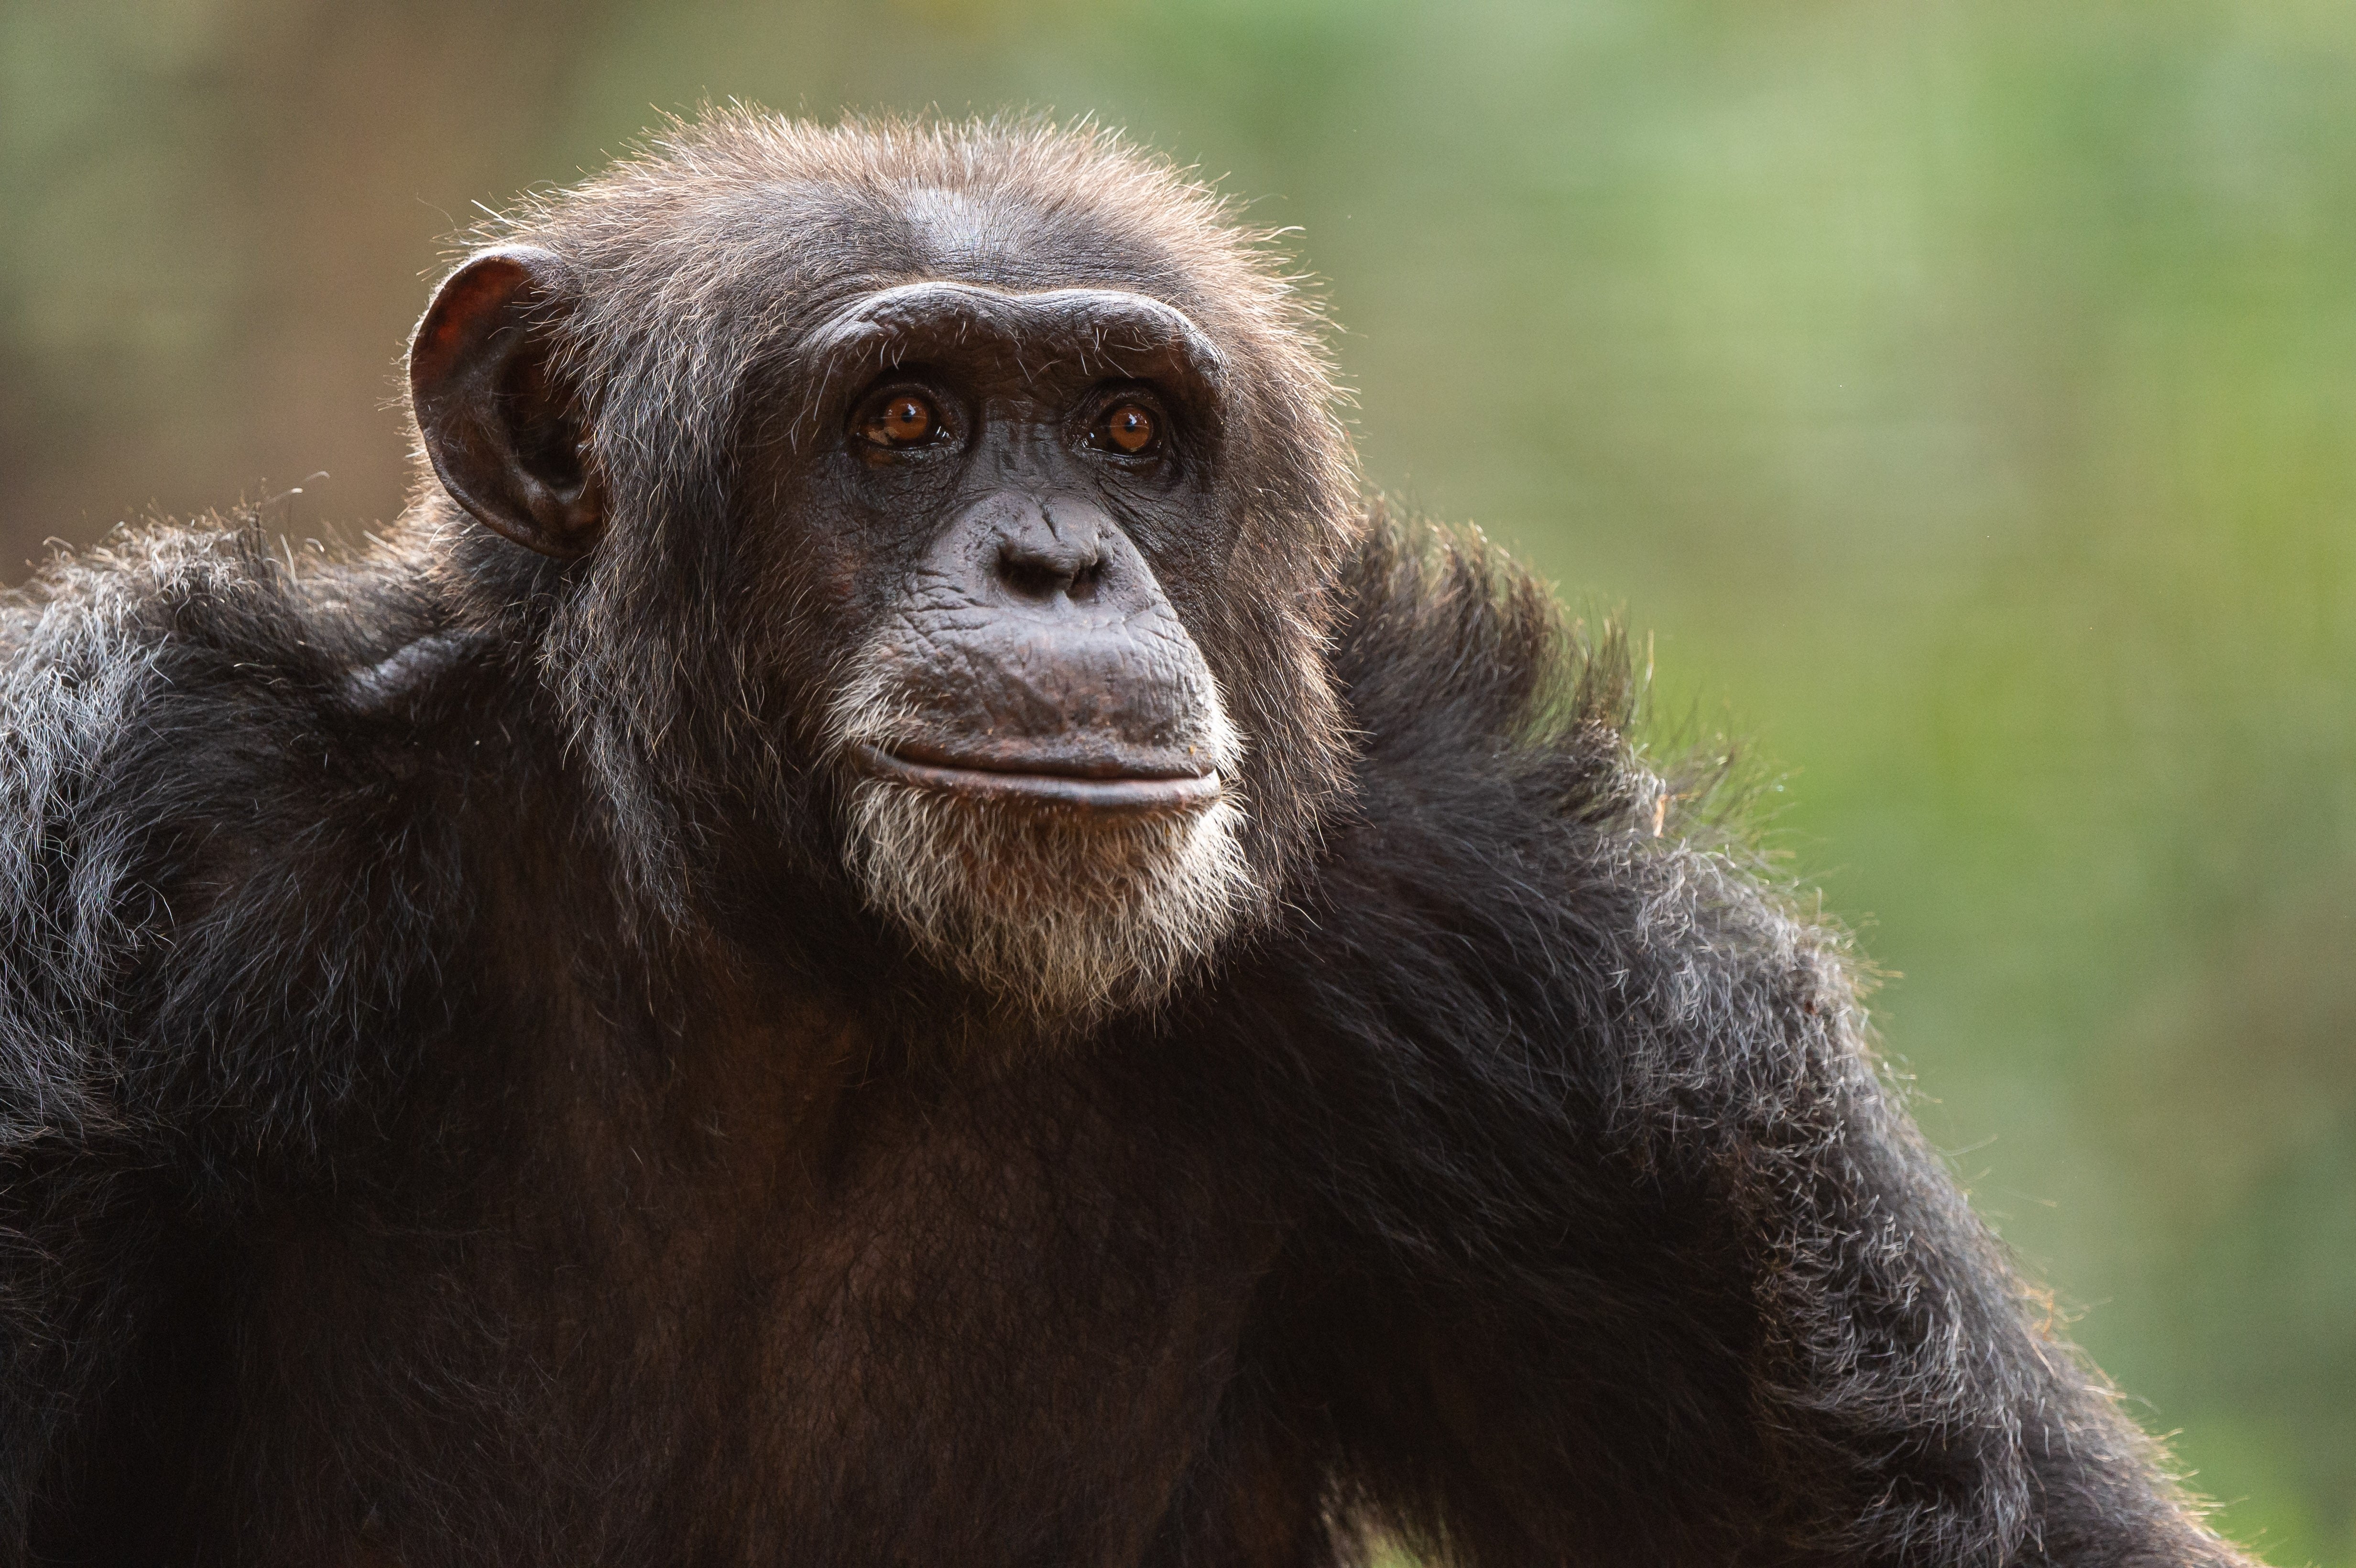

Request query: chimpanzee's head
[{"left": 408, "top": 114, "right": 1357, "bottom": 1025}]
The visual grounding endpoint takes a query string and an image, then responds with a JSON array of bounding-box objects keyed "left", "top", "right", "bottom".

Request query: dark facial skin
[{"left": 786, "top": 283, "right": 1240, "bottom": 812}]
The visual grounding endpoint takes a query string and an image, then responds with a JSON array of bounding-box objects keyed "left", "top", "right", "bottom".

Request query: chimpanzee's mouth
[{"left": 852, "top": 741, "right": 1222, "bottom": 811}]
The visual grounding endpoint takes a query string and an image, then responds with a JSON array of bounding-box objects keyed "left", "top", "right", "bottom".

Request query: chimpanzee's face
[{"left": 743, "top": 282, "right": 1259, "bottom": 1022}]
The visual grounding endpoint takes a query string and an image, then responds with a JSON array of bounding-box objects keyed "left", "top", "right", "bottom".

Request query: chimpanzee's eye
[
  {"left": 1094, "top": 403, "right": 1159, "bottom": 456},
  {"left": 862, "top": 394, "right": 938, "bottom": 448}
]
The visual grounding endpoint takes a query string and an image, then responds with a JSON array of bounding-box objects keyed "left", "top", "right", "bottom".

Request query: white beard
[
  {"left": 829, "top": 666, "right": 1257, "bottom": 1027},
  {"left": 841, "top": 775, "right": 1255, "bottom": 1027}
]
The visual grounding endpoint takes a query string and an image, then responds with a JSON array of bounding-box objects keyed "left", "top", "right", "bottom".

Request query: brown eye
[
  {"left": 1102, "top": 403, "right": 1157, "bottom": 454},
  {"left": 864, "top": 394, "right": 937, "bottom": 447}
]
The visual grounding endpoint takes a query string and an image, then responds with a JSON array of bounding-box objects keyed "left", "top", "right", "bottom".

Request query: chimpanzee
[{"left": 0, "top": 112, "right": 2246, "bottom": 1566}]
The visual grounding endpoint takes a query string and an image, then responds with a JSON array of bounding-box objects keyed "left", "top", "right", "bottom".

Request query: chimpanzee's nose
[{"left": 992, "top": 497, "right": 1108, "bottom": 604}]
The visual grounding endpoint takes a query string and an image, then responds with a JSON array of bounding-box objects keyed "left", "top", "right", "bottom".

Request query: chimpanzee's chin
[{"left": 841, "top": 774, "right": 1255, "bottom": 1028}]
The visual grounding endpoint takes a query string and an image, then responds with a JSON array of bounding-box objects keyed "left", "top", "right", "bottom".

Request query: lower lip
[{"left": 852, "top": 743, "right": 1222, "bottom": 812}]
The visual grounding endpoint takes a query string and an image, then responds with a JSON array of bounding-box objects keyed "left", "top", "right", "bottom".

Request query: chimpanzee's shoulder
[
  {"left": 1264, "top": 510, "right": 1810, "bottom": 1068},
  {"left": 1236, "top": 511, "right": 1851, "bottom": 1178},
  {"left": 1, "top": 520, "right": 483, "bottom": 764},
  {"left": 0, "top": 521, "right": 488, "bottom": 1159},
  {"left": 1232, "top": 512, "right": 1672, "bottom": 1052}
]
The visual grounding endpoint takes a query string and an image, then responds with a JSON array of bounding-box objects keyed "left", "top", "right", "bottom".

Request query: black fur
[{"left": 0, "top": 114, "right": 2241, "bottom": 1566}]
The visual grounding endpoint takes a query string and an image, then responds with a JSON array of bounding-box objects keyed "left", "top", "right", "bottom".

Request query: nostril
[
  {"left": 999, "top": 552, "right": 1063, "bottom": 601},
  {"left": 995, "top": 543, "right": 1106, "bottom": 603}
]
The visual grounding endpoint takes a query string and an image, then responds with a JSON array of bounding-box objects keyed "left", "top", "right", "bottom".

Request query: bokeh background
[{"left": 3, "top": 0, "right": 2351, "bottom": 1558}]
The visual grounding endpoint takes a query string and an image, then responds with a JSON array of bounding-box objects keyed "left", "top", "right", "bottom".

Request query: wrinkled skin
[{"left": 784, "top": 284, "right": 1243, "bottom": 800}]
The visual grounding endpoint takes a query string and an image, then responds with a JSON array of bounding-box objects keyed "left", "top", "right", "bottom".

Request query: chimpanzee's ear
[{"left": 410, "top": 246, "right": 603, "bottom": 558}]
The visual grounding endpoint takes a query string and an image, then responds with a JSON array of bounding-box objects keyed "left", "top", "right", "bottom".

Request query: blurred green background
[{"left": 2, "top": 0, "right": 2350, "bottom": 1558}]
